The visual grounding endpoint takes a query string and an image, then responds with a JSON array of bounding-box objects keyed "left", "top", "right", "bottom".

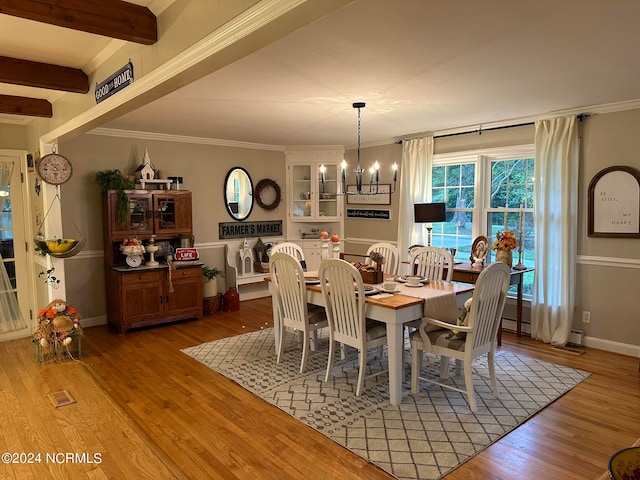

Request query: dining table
[{"left": 267, "top": 273, "right": 474, "bottom": 406}]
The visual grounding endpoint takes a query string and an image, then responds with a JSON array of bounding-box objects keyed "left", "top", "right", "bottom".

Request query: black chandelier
[{"left": 321, "top": 102, "right": 398, "bottom": 196}]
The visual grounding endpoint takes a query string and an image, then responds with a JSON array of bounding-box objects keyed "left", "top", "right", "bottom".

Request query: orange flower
[{"left": 492, "top": 230, "right": 518, "bottom": 250}]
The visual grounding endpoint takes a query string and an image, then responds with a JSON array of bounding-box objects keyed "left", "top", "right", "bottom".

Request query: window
[{"left": 430, "top": 146, "right": 535, "bottom": 298}]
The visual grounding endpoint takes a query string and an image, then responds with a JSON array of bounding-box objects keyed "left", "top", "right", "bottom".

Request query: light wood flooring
[{"left": 1, "top": 297, "right": 638, "bottom": 479}]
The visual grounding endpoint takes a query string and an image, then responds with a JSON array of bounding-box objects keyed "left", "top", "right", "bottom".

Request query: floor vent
[
  {"left": 552, "top": 345, "right": 585, "bottom": 356},
  {"left": 48, "top": 390, "right": 76, "bottom": 408}
]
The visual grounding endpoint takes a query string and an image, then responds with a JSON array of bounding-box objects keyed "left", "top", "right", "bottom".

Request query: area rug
[{"left": 182, "top": 328, "right": 589, "bottom": 480}]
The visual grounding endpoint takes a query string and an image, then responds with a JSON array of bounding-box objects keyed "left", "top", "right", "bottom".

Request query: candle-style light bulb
[
  {"left": 319, "top": 164, "right": 326, "bottom": 184},
  {"left": 392, "top": 162, "right": 398, "bottom": 182},
  {"left": 341, "top": 159, "right": 347, "bottom": 193},
  {"left": 373, "top": 160, "right": 380, "bottom": 184},
  {"left": 369, "top": 166, "right": 374, "bottom": 186}
]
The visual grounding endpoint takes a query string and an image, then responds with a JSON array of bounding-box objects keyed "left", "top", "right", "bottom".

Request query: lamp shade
[{"left": 414, "top": 202, "right": 446, "bottom": 223}]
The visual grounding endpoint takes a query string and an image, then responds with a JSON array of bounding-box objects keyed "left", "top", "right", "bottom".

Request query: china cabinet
[
  {"left": 102, "top": 189, "right": 202, "bottom": 333},
  {"left": 285, "top": 149, "right": 344, "bottom": 246}
]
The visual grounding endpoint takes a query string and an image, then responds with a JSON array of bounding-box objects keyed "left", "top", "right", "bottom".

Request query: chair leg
[
  {"left": 276, "top": 325, "right": 285, "bottom": 364},
  {"left": 340, "top": 343, "right": 346, "bottom": 360},
  {"left": 310, "top": 330, "right": 318, "bottom": 352},
  {"left": 488, "top": 349, "right": 499, "bottom": 397},
  {"left": 454, "top": 358, "right": 463, "bottom": 377},
  {"left": 411, "top": 343, "right": 423, "bottom": 394},
  {"left": 300, "top": 334, "right": 309, "bottom": 374},
  {"left": 325, "top": 339, "right": 335, "bottom": 382},
  {"left": 355, "top": 349, "right": 367, "bottom": 396},
  {"left": 439, "top": 356, "right": 451, "bottom": 380},
  {"left": 463, "top": 363, "right": 477, "bottom": 412}
]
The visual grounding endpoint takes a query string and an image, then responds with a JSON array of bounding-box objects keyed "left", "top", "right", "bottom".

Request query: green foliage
[
  {"left": 38, "top": 267, "right": 60, "bottom": 288},
  {"left": 202, "top": 266, "right": 224, "bottom": 281},
  {"left": 95, "top": 170, "right": 134, "bottom": 226}
]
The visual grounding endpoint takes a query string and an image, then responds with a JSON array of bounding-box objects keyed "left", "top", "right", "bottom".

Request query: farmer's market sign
[{"left": 219, "top": 221, "right": 282, "bottom": 239}]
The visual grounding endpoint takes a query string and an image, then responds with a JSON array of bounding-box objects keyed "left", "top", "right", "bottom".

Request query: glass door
[
  {"left": 318, "top": 163, "right": 338, "bottom": 218},
  {"left": 290, "top": 164, "right": 313, "bottom": 218},
  {"left": 0, "top": 152, "right": 29, "bottom": 340}
]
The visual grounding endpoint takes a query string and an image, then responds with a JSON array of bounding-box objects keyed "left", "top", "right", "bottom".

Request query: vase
[
  {"left": 495, "top": 248, "right": 513, "bottom": 267},
  {"left": 203, "top": 278, "right": 218, "bottom": 298}
]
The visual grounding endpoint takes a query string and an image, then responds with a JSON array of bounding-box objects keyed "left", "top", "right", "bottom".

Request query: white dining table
[{"left": 267, "top": 275, "right": 474, "bottom": 406}]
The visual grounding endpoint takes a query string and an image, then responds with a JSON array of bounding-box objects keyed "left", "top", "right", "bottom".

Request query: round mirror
[{"left": 224, "top": 167, "right": 254, "bottom": 220}]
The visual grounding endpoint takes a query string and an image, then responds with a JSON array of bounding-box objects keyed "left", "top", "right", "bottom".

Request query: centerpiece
[{"left": 492, "top": 230, "right": 517, "bottom": 267}]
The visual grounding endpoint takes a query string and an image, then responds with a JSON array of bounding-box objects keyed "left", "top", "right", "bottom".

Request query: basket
[
  {"left": 203, "top": 295, "right": 222, "bottom": 316},
  {"left": 359, "top": 268, "right": 383, "bottom": 284}
]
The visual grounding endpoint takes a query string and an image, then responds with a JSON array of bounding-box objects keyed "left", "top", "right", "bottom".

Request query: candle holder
[{"left": 514, "top": 229, "right": 526, "bottom": 270}]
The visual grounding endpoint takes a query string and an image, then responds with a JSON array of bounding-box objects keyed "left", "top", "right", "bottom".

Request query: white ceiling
[{"left": 3, "top": 0, "right": 640, "bottom": 147}]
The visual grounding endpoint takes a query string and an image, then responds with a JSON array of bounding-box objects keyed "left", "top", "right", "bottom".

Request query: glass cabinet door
[
  {"left": 109, "top": 192, "right": 153, "bottom": 238},
  {"left": 291, "top": 164, "right": 313, "bottom": 218},
  {"left": 153, "top": 192, "right": 192, "bottom": 236},
  {"left": 318, "top": 163, "right": 338, "bottom": 218}
]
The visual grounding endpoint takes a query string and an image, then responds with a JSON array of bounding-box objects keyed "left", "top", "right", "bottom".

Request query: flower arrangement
[
  {"left": 492, "top": 230, "right": 518, "bottom": 250},
  {"left": 33, "top": 299, "right": 82, "bottom": 362}
]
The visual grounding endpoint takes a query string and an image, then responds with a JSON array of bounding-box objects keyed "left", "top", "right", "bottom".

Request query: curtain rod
[{"left": 395, "top": 113, "right": 589, "bottom": 143}]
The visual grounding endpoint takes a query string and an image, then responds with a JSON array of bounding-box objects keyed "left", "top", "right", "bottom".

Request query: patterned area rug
[{"left": 182, "top": 328, "right": 589, "bottom": 480}]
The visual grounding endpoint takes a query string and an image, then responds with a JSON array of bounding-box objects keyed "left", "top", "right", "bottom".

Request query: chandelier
[{"left": 321, "top": 102, "right": 398, "bottom": 196}]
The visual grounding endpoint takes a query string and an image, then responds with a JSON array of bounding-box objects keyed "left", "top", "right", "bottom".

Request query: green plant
[
  {"left": 202, "top": 266, "right": 224, "bottom": 281},
  {"left": 38, "top": 266, "right": 60, "bottom": 288},
  {"left": 95, "top": 169, "right": 134, "bottom": 226}
]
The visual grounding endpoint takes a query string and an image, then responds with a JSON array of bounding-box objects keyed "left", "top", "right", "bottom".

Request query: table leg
[
  {"left": 517, "top": 274, "right": 524, "bottom": 337},
  {"left": 387, "top": 323, "right": 404, "bottom": 406}
]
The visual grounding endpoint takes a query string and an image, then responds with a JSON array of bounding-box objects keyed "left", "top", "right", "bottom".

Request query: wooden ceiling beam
[
  {"left": 0, "top": 56, "right": 89, "bottom": 94},
  {"left": 0, "top": 94, "right": 52, "bottom": 117},
  {"left": 0, "top": 0, "right": 157, "bottom": 45}
]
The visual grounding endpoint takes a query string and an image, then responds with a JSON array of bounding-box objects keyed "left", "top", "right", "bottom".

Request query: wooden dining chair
[
  {"left": 269, "top": 252, "right": 328, "bottom": 373},
  {"left": 365, "top": 242, "right": 400, "bottom": 276},
  {"left": 410, "top": 262, "right": 511, "bottom": 412},
  {"left": 319, "top": 258, "right": 388, "bottom": 396}
]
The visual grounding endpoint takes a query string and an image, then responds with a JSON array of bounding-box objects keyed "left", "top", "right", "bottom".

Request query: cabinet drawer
[
  {"left": 121, "top": 270, "right": 163, "bottom": 284},
  {"left": 452, "top": 271, "right": 479, "bottom": 284},
  {"left": 173, "top": 266, "right": 201, "bottom": 279}
]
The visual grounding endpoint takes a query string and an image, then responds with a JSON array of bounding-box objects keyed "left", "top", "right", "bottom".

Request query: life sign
[{"left": 95, "top": 62, "right": 134, "bottom": 104}]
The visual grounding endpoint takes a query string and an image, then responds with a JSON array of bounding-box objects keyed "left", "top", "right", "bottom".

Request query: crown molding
[{"left": 88, "top": 127, "right": 284, "bottom": 151}]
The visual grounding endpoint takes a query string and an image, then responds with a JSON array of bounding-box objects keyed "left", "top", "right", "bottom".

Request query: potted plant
[
  {"left": 95, "top": 169, "right": 135, "bottom": 226},
  {"left": 202, "top": 266, "right": 224, "bottom": 298}
]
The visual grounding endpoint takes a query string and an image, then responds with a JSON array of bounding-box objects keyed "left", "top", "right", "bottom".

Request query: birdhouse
[{"left": 136, "top": 148, "right": 155, "bottom": 180}]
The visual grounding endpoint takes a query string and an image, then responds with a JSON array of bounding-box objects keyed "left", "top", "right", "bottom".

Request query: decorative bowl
[
  {"left": 608, "top": 446, "right": 640, "bottom": 480},
  {"left": 46, "top": 239, "right": 77, "bottom": 253}
]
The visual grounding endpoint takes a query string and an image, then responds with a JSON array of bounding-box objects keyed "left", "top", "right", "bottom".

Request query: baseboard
[
  {"left": 81, "top": 315, "right": 108, "bottom": 328},
  {"left": 501, "top": 317, "right": 639, "bottom": 359}
]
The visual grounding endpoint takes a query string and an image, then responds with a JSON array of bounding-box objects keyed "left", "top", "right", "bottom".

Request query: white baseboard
[{"left": 501, "top": 317, "right": 639, "bottom": 359}]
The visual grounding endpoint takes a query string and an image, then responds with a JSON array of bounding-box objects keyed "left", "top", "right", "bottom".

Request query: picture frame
[
  {"left": 471, "top": 235, "right": 489, "bottom": 264},
  {"left": 588, "top": 166, "right": 640, "bottom": 237},
  {"left": 345, "top": 184, "right": 391, "bottom": 205}
]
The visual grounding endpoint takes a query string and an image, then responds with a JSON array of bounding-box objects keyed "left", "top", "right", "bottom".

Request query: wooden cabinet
[
  {"left": 102, "top": 189, "right": 202, "bottom": 333},
  {"left": 108, "top": 266, "right": 202, "bottom": 333}
]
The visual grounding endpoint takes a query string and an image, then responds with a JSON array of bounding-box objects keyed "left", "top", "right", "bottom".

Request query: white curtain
[
  {"left": 531, "top": 116, "right": 579, "bottom": 346},
  {"left": 397, "top": 137, "right": 434, "bottom": 259},
  {"left": 0, "top": 161, "right": 26, "bottom": 333}
]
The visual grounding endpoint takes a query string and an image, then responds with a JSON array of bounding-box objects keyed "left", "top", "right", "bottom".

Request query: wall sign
[
  {"left": 219, "top": 221, "right": 282, "bottom": 239},
  {"left": 588, "top": 165, "right": 640, "bottom": 237},
  {"left": 345, "top": 184, "right": 391, "bottom": 205},
  {"left": 347, "top": 209, "right": 390, "bottom": 220},
  {"left": 95, "top": 62, "right": 134, "bottom": 104}
]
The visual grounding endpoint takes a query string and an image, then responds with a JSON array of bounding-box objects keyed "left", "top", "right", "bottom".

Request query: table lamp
[{"left": 414, "top": 202, "right": 446, "bottom": 246}]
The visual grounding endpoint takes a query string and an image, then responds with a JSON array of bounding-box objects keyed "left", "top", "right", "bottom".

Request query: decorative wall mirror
[{"left": 224, "top": 167, "right": 254, "bottom": 221}]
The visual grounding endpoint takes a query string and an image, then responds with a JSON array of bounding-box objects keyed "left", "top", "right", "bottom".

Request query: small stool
[{"left": 33, "top": 334, "right": 82, "bottom": 363}]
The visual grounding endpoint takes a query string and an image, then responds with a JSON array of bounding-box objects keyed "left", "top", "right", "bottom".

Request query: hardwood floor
[{"left": 2, "top": 297, "right": 638, "bottom": 479}]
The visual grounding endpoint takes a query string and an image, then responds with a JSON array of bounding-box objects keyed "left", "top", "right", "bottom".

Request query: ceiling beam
[
  {"left": 0, "top": 94, "right": 52, "bottom": 117},
  {"left": 0, "top": 56, "right": 89, "bottom": 94},
  {"left": 0, "top": 0, "right": 157, "bottom": 45}
]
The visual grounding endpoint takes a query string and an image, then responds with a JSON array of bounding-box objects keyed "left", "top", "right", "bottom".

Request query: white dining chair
[
  {"left": 319, "top": 258, "right": 388, "bottom": 396},
  {"left": 410, "top": 262, "right": 511, "bottom": 412},
  {"left": 270, "top": 242, "right": 305, "bottom": 264},
  {"left": 269, "top": 252, "right": 328, "bottom": 373},
  {"left": 366, "top": 242, "right": 400, "bottom": 276},
  {"left": 409, "top": 246, "right": 454, "bottom": 281}
]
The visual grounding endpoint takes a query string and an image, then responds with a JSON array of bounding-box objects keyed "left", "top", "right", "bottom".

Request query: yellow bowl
[
  {"left": 608, "top": 447, "right": 640, "bottom": 480},
  {"left": 46, "top": 239, "right": 76, "bottom": 253}
]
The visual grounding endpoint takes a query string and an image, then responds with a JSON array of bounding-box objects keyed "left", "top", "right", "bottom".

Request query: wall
[
  {"left": 576, "top": 109, "right": 640, "bottom": 352},
  {"left": 58, "top": 133, "right": 286, "bottom": 322}
]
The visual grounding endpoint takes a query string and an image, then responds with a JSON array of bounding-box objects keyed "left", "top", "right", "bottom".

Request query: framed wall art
[{"left": 588, "top": 165, "right": 640, "bottom": 237}]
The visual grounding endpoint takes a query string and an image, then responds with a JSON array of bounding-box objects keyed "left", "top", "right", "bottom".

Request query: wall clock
[{"left": 37, "top": 153, "right": 73, "bottom": 185}]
